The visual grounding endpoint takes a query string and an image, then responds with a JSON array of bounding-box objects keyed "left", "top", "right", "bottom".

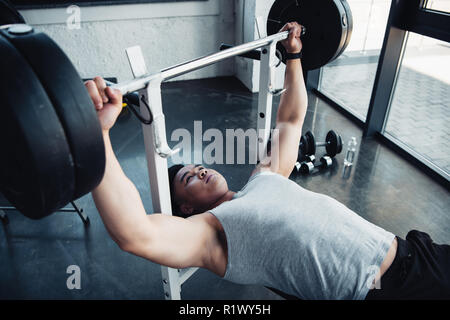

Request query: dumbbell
[
  {"left": 296, "top": 156, "right": 333, "bottom": 174},
  {"left": 298, "top": 131, "right": 316, "bottom": 160},
  {"left": 294, "top": 155, "right": 315, "bottom": 172},
  {"left": 299, "top": 130, "right": 343, "bottom": 158}
]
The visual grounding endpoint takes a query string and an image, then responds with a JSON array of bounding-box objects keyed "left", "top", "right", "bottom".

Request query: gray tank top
[{"left": 210, "top": 171, "right": 395, "bottom": 300}]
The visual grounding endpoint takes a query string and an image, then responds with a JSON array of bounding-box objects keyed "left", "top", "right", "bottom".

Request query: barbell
[
  {"left": 0, "top": 1, "right": 353, "bottom": 220},
  {"left": 267, "top": 0, "right": 353, "bottom": 70},
  {"left": 220, "top": 0, "right": 353, "bottom": 70},
  {"left": 0, "top": 25, "right": 105, "bottom": 219}
]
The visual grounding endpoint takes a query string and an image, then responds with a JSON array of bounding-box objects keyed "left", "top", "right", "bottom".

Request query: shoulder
[
  {"left": 194, "top": 212, "right": 224, "bottom": 234},
  {"left": 187, "top": 213, "right": 227, "bottom": 247},
  {"left": 250, "top": 164, "right": 274, "bottom": 177}
]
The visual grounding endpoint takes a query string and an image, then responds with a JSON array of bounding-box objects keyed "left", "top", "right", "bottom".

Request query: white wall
[{"left": 20, "top": 0, "right": 235, "bottom": 83}]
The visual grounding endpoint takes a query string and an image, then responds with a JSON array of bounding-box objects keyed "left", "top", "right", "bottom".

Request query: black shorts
[{"left": 365, "top": 230, "right": 450, "bottom": 300}]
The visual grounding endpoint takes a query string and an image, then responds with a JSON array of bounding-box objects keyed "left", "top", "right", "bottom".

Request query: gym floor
[{"left": 0, "top": 76, "right": 449, "bottom": 299}]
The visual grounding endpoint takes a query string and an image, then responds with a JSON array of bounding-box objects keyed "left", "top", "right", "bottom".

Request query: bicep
[{"left": 122, "top": 213, "right": 214, "bottom": 270}]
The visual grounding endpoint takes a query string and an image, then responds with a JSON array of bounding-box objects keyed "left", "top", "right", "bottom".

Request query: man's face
[{"left": 173, "top": 164, "right": 228, "bottom": 215}]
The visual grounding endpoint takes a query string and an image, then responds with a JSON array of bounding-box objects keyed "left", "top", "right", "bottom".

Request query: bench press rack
[{"left": 108, "top": 31, "right": 289, "bottom": 300}]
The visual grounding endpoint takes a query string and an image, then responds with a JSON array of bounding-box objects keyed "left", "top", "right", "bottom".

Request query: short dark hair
[{"left": 168, "top": 164, "right": 185, "bottom": 217}]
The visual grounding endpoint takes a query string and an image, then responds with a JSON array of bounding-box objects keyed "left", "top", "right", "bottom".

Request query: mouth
[{"left": 206, "top": 174, "right": 215, "bottom": 184}]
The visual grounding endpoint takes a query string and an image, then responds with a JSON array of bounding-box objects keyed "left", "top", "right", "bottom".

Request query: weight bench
[{"left": 117, "top": 30, "right": 287, "bottom": 300}]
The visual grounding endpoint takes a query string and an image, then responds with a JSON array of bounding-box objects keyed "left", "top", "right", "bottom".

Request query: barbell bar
[
  {"left": 0, "top": 26, "right": 289, "bottom": 220},
  {"left": 0, "top": 0, "right": 353, "bottom": 220}
]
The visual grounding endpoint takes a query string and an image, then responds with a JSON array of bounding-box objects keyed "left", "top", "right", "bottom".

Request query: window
[
  {"left": 319, "top": 0, "right": 391, "bottom": 120},
  {"left": 425, "top": 0, "right": 450, "bottom": 13},
  {"left": 383, "top": 33, "right": 450, "bottom": 177}
]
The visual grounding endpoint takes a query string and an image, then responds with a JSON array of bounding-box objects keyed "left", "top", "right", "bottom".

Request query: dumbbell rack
[
  {"left": 112, "top": 31, "right": 289, "bottom": 300},
  {"left": 0, "top": 200, "right": 88, "bottom": 225}
]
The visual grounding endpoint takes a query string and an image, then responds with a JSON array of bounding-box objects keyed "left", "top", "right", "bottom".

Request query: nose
[{"left": 197, "top": 167, "right": 208, "bottom": 179}]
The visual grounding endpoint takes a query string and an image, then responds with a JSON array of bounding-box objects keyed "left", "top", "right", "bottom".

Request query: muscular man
[{"left": 86, "top": 22, "right": 450, "bottom": 300}]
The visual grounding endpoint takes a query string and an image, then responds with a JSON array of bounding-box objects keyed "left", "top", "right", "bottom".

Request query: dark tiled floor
[{"left": 1, "top": 77, "right": 449, "bottom": 299}]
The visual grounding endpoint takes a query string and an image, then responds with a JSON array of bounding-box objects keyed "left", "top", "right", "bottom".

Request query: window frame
[{"left": 310, "top": 0, "right": 450, "bottom": 186}]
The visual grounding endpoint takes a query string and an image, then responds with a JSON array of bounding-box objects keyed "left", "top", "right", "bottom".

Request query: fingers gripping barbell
[{"left": 219, "top": 25, "right": 306, "bottom": 68}]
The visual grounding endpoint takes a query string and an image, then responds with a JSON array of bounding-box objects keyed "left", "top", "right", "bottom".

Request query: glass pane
[
  {"left": 319, "top": 0, "right": 391, "bottom": 120},
  {"left": 384, "top": 33, "right": 450, "bottom": 177},
  {"left": 425, "top": 0, "right": 450, "bottom": 13}
]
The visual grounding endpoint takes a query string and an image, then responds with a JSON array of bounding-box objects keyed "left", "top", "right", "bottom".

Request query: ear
[{"left": 179, "top": 203, "right": 194, "bottom": 216}]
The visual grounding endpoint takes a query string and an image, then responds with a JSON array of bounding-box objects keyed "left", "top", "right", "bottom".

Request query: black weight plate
[
  {"left": 334, "top": 0, "right": 353, "bottom": 60},
  {"left": 0, "top": 0, "right": 25, "bottom": 25},
  {"left": 305, "top": 131, "right": 316, "bottom": 155},
  {"left": 0, "top": 34, "right": 75, "bottom": 219},
  {"left": 326, "top": 130, "right": 339, "bottom": 157},
  {"left": 267, "top": 0, "right": 352, "bottom": 70},
  {"left": 336, "top": 134, "right": 343, "bottom": 154},
  {"left": 299, "top": 134, "right": 309, "bottom": 159},
  {"left": 2, "top": 26, "right": 106, "bottom": 200}
]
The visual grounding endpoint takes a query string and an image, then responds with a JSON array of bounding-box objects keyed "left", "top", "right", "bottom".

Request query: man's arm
[
  {"left": 87, "top": 77, "right": 217, "bottom": 270},
  {"left": 255, "top": 22, "right": 308, "bottom": 177}
]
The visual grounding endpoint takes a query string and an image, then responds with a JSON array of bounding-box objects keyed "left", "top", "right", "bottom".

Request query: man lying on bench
[{"left": 86, "top": 22, "right": 450, "bottom": 300}]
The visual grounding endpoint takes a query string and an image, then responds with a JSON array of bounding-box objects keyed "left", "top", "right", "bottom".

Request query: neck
[{"left": 207, "top": 190, "right": 235, "bottom": 211}]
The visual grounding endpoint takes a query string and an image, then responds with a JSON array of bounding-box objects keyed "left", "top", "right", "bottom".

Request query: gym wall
[{"left": 18, "top": 0, "right": 235, "bottom": 83}]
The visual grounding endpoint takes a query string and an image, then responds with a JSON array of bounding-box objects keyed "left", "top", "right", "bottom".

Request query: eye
[{"left": 186, "top": 176, "right": 193, "bottom": 184}]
